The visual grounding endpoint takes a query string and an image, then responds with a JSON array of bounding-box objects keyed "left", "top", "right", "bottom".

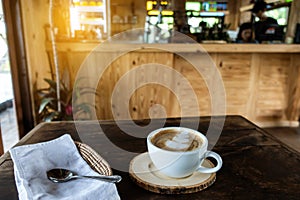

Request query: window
[
  {"left": 254, "top": 6, "right": 290, "bottom": 26},
  {"left": 265, "top": 7, "right": 289, "bottom": 26}
]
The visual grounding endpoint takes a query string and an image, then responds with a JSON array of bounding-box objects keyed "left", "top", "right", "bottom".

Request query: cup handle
[{"left": 197, "top": 151, "right": 223, "bottom": 173}]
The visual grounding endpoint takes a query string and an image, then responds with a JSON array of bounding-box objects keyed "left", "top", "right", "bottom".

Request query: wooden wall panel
[
  {"left": 57, "top": 49, "right": 298, "bottom": 126},
  {"left": 255, "top": 54, "right": 290, "bottom": 121},
  {"left": 96, "top": 51, "right": 175, "bottom": 120},
  {"left": 47, "top": 51, "right": 88, "bottom": 88},
  {"left": 173, "top": 53, "right": 213, "bottom": 117},
  {"left": 94, "top": 51, "right": 222, "bottom": 120},
  {"left": 129, "top": 85, "right": 181, "bottom": 119},
  {"left": 45, "top": 44, "right": 300, "bottom": 126},
  {"left": 286, "top": 54, "right": 300, "bottom": 121},
  {"left": 215, "top": 53, "right": 251, "bottom": 116},
  {"left": 246, "top": 54, "right": 260, "bottom": 121}
]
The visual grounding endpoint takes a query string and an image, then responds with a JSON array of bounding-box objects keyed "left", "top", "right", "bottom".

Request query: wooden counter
[
  {"left": 50, "top": 42, "right": 300, "bottom": 53},
  {"left": 46, "top": 43, "right": 300, "bottom": 127}
]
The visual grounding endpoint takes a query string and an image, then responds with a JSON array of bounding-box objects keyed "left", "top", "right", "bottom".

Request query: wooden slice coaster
[{"left": 129, "top": 152, "right": 216, "bottom": 194}]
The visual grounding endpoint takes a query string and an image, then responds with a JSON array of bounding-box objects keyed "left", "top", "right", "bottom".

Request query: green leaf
[
  {"left": 44, "top": 112, "right": 59, "bottom": 122},
  {"left": 39, "top": 98, "right": 54, "bottom": 114},
  {"left": 44, "top": 78, "right": 57, "bottom": 89}
]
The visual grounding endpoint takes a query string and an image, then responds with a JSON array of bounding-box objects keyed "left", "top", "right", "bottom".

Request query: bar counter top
[{"left": 49, "top": 42, "right": 300, "bottom": 53}]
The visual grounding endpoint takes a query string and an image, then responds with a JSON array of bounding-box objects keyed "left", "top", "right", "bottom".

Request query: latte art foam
[{"left": 151, "top": 129, "right": 202, "bottom": 152}]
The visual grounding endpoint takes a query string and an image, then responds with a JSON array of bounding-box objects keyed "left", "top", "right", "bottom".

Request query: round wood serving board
[{"left": 129, "top": 152, "right": 216, "bottom": 194}]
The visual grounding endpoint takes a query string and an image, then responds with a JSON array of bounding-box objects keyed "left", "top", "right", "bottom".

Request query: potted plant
[{"left": 35, "top": 77, "right": 97, "bottom": 122}]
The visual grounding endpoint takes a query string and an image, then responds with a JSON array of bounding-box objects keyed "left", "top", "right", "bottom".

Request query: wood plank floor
[{"left": 0, "top": 107, "right": 299, "bottom": 154}]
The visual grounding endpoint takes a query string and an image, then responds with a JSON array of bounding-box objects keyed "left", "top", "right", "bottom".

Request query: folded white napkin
[{"left": 9, "top": 134, "right": 120, "bottom": 200}]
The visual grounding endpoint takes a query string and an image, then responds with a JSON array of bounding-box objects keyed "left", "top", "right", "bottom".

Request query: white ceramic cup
[{"left": 147, "top": 127, "right": 222, "bottom": 178}]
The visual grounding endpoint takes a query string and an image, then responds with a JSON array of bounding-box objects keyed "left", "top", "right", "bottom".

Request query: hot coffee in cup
[
  {"left": 147, "top": 127, "right": 222, "bottom": 178},
  {"left": 151, "top": 129, "right": 202, "bottom": 152}
]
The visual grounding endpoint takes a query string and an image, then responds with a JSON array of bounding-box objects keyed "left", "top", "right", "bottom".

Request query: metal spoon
[{"left": 47, "top": 168, "right": 122, "bottom": 183}]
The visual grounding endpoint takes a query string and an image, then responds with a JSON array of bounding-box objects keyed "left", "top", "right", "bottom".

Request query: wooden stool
[{"left": 0, "top": 123, "right": 4, "bottom": 155}]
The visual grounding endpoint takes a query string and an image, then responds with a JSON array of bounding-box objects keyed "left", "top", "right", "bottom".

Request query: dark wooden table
[{"left": 1, "top": 115, "right": 300, "bottom": 199}]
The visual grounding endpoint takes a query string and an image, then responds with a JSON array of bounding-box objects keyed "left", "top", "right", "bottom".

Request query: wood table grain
[{"left": 0, "top": 115, "right": 299, "bottom": 199}]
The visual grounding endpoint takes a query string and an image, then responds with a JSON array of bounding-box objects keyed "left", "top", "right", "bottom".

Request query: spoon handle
[{"left": 79, "top": 175, "right": 122, "bottom": 183}]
